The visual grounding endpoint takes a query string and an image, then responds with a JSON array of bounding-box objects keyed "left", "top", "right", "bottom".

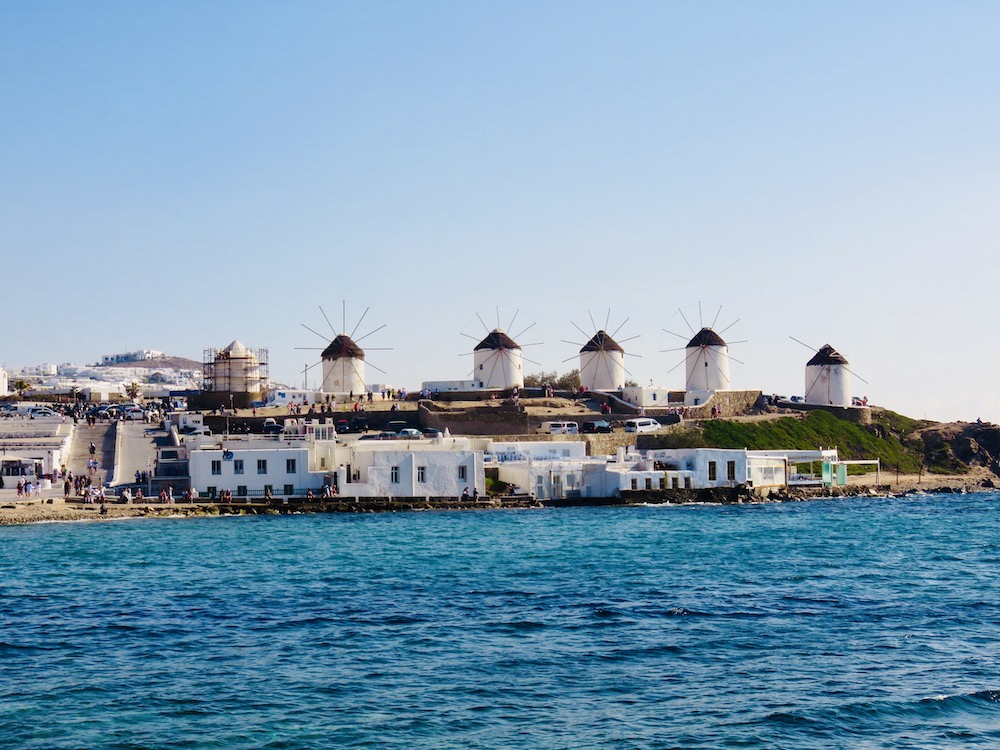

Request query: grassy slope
[{"left": 655, "top": 410, "right": 946, "bottom": 474}]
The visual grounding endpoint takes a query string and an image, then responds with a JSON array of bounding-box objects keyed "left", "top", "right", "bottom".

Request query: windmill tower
[
  {"left": 298, "top": 303, "right": 389, "bottom": 397},
  {"left": 473, "top": 329, "right": 524, "bottom": 389},
  {"left": 684, "top": 328, "right": 732, "bottom": 404},
  {"left": 804, "top": 344, "right": 852, "bottom": 407},
  {"left": 663, "top": 304, "right": 743, "bottom": 407},
  {"left": 321, "top": 334, "right": 366, "bottom": 396},
  {"left": 579, "top": 330, "right": 626, "bottom": 391},
  {"left": 567, "top": 311, "right": 637, "bottom": 392}
]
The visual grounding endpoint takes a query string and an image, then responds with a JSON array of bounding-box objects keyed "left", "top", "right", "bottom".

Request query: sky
[{"left": 2, "top": 2, "right": 999, "bottom": 423}]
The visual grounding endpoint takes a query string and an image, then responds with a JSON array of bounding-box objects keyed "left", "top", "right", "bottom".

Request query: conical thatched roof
[
  {"left": 580, "top": 330, "right": 624, "bottom": 354},
  {"left": 475, "top": 329, "right": 520, "bottom": 351},
  {"left": 322, "top": 334, "right": 365, "bottom": 360},
  {"left": 807, "top": 344, "right": 848, "bottom": 366},
  {"left": 687, "top": 328, "right": 726, "bottom": 348}
]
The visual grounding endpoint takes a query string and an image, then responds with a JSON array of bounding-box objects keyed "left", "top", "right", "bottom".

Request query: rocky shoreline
[{"left": 0, "top": 475, "right": 991, "bottom": 526}]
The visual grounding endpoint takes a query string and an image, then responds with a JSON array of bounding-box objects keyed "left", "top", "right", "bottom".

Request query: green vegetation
[
  {"left": 11, "top": 378, "right": 30, "bottom": 398},
  {"left": 523, "top": 369, "right": 581, "bottom": 391},
  {"left": 699, "top": 411, "right": 930, "bottom": 473}
]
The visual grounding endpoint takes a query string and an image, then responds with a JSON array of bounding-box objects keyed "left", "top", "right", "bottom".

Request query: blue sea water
[{"left": 3, "top": 493, "right": 1000, "bottom": 749}]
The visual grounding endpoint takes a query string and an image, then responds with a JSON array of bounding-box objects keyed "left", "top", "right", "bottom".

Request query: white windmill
[
  {"left": 790, "top": 338, "right": 867, "bottom": 407},
  {"left": 563, "top": 310, "right": 639, "bottom": 392},
  {"left": 663, "top": 304, "right": 745, "bottom": 407},
  {"left": 297, "top": 303, "right": 390, "bottom": 397},
  {"left": 461, "top": 308, "right": 541, "bottom": 390}
]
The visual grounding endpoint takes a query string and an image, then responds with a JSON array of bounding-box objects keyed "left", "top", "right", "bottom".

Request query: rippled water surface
[{"left": 4, "top": 493, "right": 1000, "bottom": 748}]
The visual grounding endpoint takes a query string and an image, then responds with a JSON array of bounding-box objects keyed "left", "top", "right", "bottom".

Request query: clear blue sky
[{"left": 3, "top": 2, "right": 999, "bottom": 423}]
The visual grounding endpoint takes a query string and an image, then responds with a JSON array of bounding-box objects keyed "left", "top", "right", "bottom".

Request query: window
[
  {"left": 391, "top": 466, "right": 400, "bottom": 483},
  {"left": 286, "top": 458, "right": 296, "bottom": 474},
  {"left": 320, "top": 457, "right": 326, "bottom": 469},
  {"left": 671, "top": 477, "right": 679, "bottom": 489},
  {"left": 727, "top": 461, "right": 736, "bottom": 481},
  {"left": 284, "top": 484, "right": 294, "bottom": 496},
  {"left": 631, "top": 478, "right": 638, "bottom": 490},
  {"left": 645, "top": 478, "right": 652, "bottom": 490},
  {"left": 708, "top": 461, "right": 717, "bottom": 482},
  {"left": 684, "top": 477, "right": 692, "bottom": 489},
  {"left": 234, "top": 459, "right": 244, "bottom": 475},
  {"left": 257, "top": 459, "right": 268, "bottom": 475},
  {"left": 659, "top": 477, "right": 665, "bottom": 489},
  {"left": 207, "top": 486, "right": 216, "bottom": 499},
  {"left": 264, "top": 484, "right": 273, "bottom": 497},
  {"left": 211, "top": 460, "right": 221, "bottom": 475},
  {"left": 417, "top": 466, "right": 426, "bottom": 483},
  {"left": 236, "top": 485, "right": 247, "bottom": 497},
  {"left": 458, "top": 466, "right": 467, "bottom": 481}
]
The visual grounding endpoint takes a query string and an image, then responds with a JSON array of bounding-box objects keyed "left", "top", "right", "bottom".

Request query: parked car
[
  {"left": 385, "top": 420, "right": 409, "bottom": 434},
  {"left": 537, "top": 421, "right": 579, "bottom": 435},
  {"left": 624, "top": 417, "right": 661, "bottom": 433},
  {"left": 581, "top": 420, "right": 612, "bottom": 434},
  {"left": 420, "top": 427, "right": 443, "bottom": 438},
  {"left": 27, "top": 406, "right": 59, "bottom": 418},
  {"left": 397, "top": 428, "right": 424, "bottom": 439}
]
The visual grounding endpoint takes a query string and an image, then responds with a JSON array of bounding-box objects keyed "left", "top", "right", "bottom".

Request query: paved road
[
  {"left": 116, "top": 421, "right": 170, "bottom": 487},
  {"left": 66, "top": 421, "right": 116, "bottom": 487}
]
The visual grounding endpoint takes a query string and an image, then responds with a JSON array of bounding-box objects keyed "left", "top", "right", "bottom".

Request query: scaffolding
[{"left": 202, "top": 345, "right": 269, "bottom": 395}]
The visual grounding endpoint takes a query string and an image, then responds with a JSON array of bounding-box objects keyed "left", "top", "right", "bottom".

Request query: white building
[
  {"left": 683, "top": 328, "right": 731, "bottom": 406},
  {"left": 473, "top": 329, "right": 524, "bottom": 390},
  {"left": 187, "top": 429, "right": 484, "bottom": 500},
  {"left": 0, "top": 366, "right": 8, "bottom": 396},
  {"left": 645, "top": 448, "right": 788, "bottom": 491},
  {"left": 102, "top": 350, "right": 163, "bottom": 365},
  {"left": 804, "top": 344, "right": 852, "bottom": 407},
  {"left": 420, "top": 378, "right": 490, "bottom": 393},
  {"left": 579, "top": 330, "right": 626, "bottom": 391},
  {"left": 490, "top": 445, "right": 792, "bottom": 500},
  {"left": 266, "top": 389, "right": 325, "bottom": 407},
  {"left": 620, "top": 386, "right": 675, "bottom": 410}
]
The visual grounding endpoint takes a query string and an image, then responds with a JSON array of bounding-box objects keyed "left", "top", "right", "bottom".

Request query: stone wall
[{"left": 773, "top": 401, "right": 873, "bottom": 425}]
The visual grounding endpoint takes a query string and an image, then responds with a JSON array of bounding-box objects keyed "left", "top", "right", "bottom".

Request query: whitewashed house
[{"left": 187, "top": 431, "right": 484, "bottom": 500}]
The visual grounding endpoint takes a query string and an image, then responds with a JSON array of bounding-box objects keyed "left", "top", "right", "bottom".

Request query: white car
[
  {"left": 27, "top": 406, "right": 59, "bottom": 418},
  {"left": 624, "top": 417, "right": 661, "bottom": 433}
]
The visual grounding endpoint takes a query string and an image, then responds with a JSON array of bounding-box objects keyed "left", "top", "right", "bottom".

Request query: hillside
[{"left": 643, "top": 408, "right": 1000, "bottom": 477}]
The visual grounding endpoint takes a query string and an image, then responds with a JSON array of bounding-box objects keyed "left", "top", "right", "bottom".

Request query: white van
[
  {"left": 624, "top": 417, "right": 661, "bottom": 433},
  {"left": 537, "top": 421, "right": 580, "bottom": 435}
]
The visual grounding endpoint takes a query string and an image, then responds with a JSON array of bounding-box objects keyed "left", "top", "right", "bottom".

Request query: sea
[{"left": 3, "top": 492, "right": 1000, "bottom": 749}]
